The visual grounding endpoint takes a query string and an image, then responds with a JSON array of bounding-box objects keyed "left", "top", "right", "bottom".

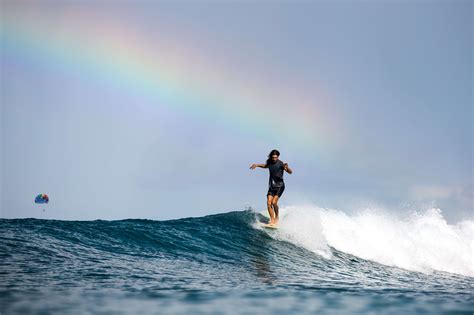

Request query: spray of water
[{"left": 266, "top": 205, "right": 473, "bottom": 277}]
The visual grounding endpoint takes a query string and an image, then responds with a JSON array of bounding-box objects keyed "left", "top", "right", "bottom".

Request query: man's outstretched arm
[{"left": 249, "top": 163, "right": 267, "bottom": 170}]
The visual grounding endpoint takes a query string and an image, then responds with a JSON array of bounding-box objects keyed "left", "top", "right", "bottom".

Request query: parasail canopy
[{"left": 35, "top": 193, "right": 49, "bottom": 204}]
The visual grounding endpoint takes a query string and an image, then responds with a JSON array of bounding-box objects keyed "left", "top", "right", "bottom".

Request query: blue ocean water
[{"left": 1, "top": 209, "right": 472, "bottom": 314}]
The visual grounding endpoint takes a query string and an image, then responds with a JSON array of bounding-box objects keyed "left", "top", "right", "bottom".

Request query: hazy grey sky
[{"left": 1, "top": 0, "right": 472, "bottom": 222}]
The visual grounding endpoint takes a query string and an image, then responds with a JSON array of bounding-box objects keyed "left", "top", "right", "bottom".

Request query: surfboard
[
  {"left": 258, "top": 211, "right": 279, "bottom": 229},
  {"left": 260, "top": 223, "right": 279, "bottom": 229}
]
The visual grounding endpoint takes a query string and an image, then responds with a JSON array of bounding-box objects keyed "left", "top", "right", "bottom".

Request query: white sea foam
[{"left": 272, "top": 205, "right": 474, "bottom": 277}]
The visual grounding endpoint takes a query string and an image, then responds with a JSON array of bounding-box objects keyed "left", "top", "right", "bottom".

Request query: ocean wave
[{"left": 270, "top": 205, "right": 473, "bottom": 277}]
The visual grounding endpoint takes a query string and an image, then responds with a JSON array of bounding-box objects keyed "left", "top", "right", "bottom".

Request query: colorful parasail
[{"left": 35, "top": 193, "right": 49, "bottom": 204}]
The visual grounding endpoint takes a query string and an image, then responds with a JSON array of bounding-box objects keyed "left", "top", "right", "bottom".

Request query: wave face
[{"left": 1, "top": 209, "right": 473, "bottom": 314}]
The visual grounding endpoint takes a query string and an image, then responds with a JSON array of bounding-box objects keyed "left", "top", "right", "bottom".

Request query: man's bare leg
[
  {"left": 267, "top": 195, "right": 276, "bottom": 224},
  {"left": 272, "top": 196, "right": 280, "bottom": 225}
]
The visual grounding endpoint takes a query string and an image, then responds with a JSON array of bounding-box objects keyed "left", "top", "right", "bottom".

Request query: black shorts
[{"left": 267, "top": 185, "right": 285, "bottom": 198}]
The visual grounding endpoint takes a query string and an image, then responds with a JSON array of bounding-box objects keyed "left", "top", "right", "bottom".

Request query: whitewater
[
  {"left": 270, "top": 205, "right": 474, "bottom": 277},
  {"left": 1, "top": 206, "right": 472, "bottom": 314}
]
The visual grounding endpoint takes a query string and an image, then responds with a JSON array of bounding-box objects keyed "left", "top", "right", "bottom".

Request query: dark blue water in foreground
[{"left": 1, "top": 210, "right": 472, "bottom": 314}]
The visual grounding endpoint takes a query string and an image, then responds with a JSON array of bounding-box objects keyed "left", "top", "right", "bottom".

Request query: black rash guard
[{"left": 267, "top": 160, "right": 285, "bottom": 188}]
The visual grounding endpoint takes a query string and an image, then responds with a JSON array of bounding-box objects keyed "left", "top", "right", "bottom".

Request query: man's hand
[{"left": 250, "top": 164, "right": 257, "bottom": 170}]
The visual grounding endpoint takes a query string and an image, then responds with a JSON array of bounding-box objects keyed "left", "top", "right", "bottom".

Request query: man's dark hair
[{"left": 266, "top": 149, "right": 280, "bottom": 166}]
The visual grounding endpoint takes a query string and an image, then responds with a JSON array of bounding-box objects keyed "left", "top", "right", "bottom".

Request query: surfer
[{"left": 250, "top": 149, "right": 292, "bottom": 226}]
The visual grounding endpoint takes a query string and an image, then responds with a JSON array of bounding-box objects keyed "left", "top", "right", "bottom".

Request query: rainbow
[{"left": 1, "top": 7, "right": 342, "bottom": 160}]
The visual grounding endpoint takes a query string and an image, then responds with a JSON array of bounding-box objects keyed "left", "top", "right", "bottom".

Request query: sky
[{"left": 0, "top": 0, "right": 472, "bottom": 222}]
